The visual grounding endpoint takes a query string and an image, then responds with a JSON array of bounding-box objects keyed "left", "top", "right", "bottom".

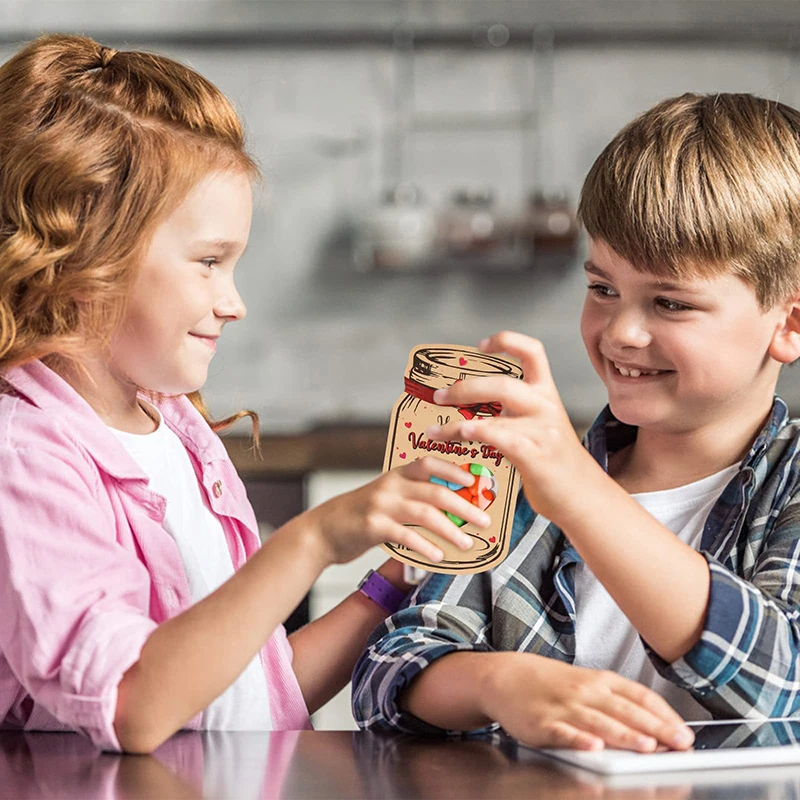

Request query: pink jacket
[{"left": 0, "top": 360, "right": 311, "bottom": 750}]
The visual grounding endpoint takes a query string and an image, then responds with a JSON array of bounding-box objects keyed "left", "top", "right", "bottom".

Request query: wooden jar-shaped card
[{"left": 382, "top": 344, "right": 523, "bottom": 574}]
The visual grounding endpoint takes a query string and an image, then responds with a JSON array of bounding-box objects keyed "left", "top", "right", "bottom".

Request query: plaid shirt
[{"left": 353, "top": 397, "right": 800, "bottom": 734}]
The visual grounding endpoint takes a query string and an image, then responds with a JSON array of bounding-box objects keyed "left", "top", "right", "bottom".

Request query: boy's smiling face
[{"left": 580, "top": 238, "right": 791, "bottom": 434}]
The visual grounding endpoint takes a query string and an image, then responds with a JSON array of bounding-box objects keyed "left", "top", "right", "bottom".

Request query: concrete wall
[{"left": 2, "top": 5, "right": 800, "bottom": 430}]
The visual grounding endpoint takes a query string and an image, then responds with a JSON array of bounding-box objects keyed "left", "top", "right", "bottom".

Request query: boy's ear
[{"left": 769, "top": 294, "right": 800, "bottom": 364}]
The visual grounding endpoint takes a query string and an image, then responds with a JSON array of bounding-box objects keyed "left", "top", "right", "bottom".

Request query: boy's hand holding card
[{"left": 430, "top": 331, "right": 598, "bottom": 527}]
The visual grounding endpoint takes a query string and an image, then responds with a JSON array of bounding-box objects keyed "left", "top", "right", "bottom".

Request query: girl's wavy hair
[
  {"left": 579, "top": 92, "right": 800, "bottom": 310},
  {"left": 0, "top": 34, "right": 260, "bottom": 448}
]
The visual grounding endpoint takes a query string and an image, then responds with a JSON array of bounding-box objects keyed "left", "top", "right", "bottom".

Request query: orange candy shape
[{"left": 442, "top": 463, "right": 497, "bottom": 526}]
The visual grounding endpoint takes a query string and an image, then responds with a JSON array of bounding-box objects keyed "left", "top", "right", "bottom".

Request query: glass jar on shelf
[
  {"left": 439, "top": 187, "right": 505, "bottom": 256},
  {"left": 517, "top": 189, "right": 579, "bottom": 261},
  {"left": 354, "top": 182, "right": 437, "bottom": 271}
]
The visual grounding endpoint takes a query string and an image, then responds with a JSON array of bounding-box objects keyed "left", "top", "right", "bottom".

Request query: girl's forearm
[
  {"left": 290, "top": 560, "right": 411, "bottom": 714},
  {"left": 114, "top": 514, "right": 326, "bottom": 754},
  {"left": 289, "top": 591, "right": 388, "bottom": 715}
]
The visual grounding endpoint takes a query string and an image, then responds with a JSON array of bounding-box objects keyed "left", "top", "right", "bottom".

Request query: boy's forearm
[
  {"left": 114, "top": 515, "right": 326, "bottom": 753},
  {"left": 399, "top": 651, "right": 497, "bottom": 731},
  {"left": 557, "top": 465, "right": 711, "bottom": 664}
]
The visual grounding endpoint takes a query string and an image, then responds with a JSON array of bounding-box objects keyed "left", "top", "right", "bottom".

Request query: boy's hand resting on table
[
  {"left": 426, "top": 331, "right": 603, "bottom": 525},
  {"left": 483, "top": 653, "right": 694, "bottom": 752},
  {"left": 302, "top": 457, "right": 491, "bottom": 567}
]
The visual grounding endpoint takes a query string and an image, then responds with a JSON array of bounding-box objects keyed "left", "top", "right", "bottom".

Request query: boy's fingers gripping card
[{"left": 382, "top": 344, "right": 523, "bottom": 574}]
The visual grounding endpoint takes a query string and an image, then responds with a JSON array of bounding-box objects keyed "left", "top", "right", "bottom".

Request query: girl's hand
[
  {"left": 426, "top": 331, "right": 599, "bottom": 524},
  {"left": 303, "top": 457, "right": 491, "bottom": 566},
  {"left": 483, "top": 653, "right": 695, "bottom": 752}
]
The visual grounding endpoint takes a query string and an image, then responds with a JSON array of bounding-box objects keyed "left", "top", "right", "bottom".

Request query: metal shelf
[
  {"left": 1, "top": 1, "right": 799, "bottom": 48},
  {"left": 407, "top": 110, "right": 538, "bottom": 133}
]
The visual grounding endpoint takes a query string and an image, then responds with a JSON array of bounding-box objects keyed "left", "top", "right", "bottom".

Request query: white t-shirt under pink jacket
[{"left": 109, "top": 401, "right": 273, "bottom": 731}]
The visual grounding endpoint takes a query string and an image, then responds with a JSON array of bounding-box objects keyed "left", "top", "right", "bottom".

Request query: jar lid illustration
[
  {"left": 410, "top": 347, "right": 522, "bottom": 385},
  {"left": 404, "top": 347, "right": 524, "bottom": 420}
]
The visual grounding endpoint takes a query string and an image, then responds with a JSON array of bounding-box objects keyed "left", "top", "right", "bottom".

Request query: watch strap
[{"left": 357, "top": 569, "right": 408, "bottom": 615}]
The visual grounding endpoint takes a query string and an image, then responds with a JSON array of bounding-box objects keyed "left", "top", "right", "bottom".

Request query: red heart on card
[
  {"left": 399, "top": 452, "right": 407, "bottom": 459},
  {"left": 404, "top": 422, "right": 412, "bottom": 428},
  {"left": 459, "top": 357, "right": 468, "bottom": 366},
  {"left": 489, "top": 537, "right": 496, "bottom": 543}
]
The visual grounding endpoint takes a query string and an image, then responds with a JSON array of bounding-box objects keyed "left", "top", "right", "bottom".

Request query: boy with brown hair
[{"left": 353, "top": 93, "right": 800, "bottom": 752}]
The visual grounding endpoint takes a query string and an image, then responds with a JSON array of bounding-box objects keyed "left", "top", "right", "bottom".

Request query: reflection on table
[{"left": 2, "top": 727, "right": 800, "bottom": 799}]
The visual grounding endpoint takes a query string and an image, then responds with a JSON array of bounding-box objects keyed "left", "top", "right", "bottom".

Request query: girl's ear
[{"left": 769, "top": 294, "right": 800, "bottom": 364}]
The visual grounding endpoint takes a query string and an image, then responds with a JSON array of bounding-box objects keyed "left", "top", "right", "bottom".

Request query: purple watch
[{"left": 357, "top": 569, "right": 408, "bottom": 615}]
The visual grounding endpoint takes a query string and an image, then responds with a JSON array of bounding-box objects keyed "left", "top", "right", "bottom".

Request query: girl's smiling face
[
  {"left": 110, "top": 169, "right": 252, "bottom": 396},
  {"left": 580, "top": 238, "right": 788, "bottom": 434}
]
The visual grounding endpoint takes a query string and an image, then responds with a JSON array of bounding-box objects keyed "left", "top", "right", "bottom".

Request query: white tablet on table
[{"left": 524, "top": 718, "right": 800, "bottom": 775}]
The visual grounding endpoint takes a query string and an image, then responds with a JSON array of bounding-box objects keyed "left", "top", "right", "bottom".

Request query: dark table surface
[{"left": 3, "top": 729, "right": 800, "bottom": 800}]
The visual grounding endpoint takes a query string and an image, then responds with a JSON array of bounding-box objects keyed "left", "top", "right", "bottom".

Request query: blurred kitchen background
[{"left": 4, "top": 0, "right": 800, "bottom": 728}]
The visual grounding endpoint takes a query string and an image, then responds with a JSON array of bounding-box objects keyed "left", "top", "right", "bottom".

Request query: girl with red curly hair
[{"left": 0, "top": 34, "right": 486, "bottom": 753}]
